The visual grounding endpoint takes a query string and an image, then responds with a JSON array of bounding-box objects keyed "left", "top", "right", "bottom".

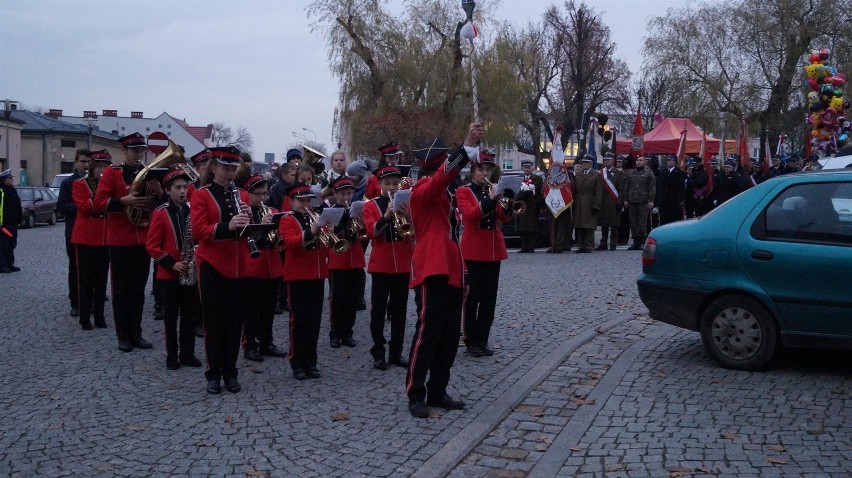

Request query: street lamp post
[
  {"left": 292, "top": 131, "right": 307, "bottom": 142},
  {"left": 2, "top": 99, "right": 18, "bottom": 172},
  {"left": 301, "top": 127, "right": 317, "bottom": 142},
  {"left": 84, "top": 117, "right": 97, "bottom": 149}
]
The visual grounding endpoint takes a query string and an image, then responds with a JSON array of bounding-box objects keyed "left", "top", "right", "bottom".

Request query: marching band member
[
  {"left": 279, "top": 185, "right": 329, "bottom": 381},
  {"left": 94, "top": 132, "right": 158, "bottom": 352},
  {"left": 326, "top": 177, "right": 364, "bottom": 349},
  {"left": 187, "top": 149, "right": 212, "bottom": 201},
  {"left": 71, "top": 150, "right": 111, "bottom": 330},
  {"left": 365, "top": 142, "right": 404, "bottom": 199},
  {"left": 456, "top": 150, "right": 508, "bottom": 358},
  {"left": 363, "top": 166, "right": 413, "bottom": 371},
  {"left": 145, "top": 170, "right": 202, "bottom": 370},
  {"left": 405, "top": 122, "right": 483, "bottom": 418},
  {"left": 191, "top": 146, "right": 252, "bottom": 394},
  {"left": 240, "top": 175, "right": 286, "bottom": 362}
]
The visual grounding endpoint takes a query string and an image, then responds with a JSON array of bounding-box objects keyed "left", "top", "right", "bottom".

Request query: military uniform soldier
[
  {"left": 596, "top": 153, "right": 626, "bottom": 250},
  {"left": 623, "top": 155, "right": 656, "bottom": 250},
  {"left": 572, "top": 154, "right": 603, "bottom": 253}
]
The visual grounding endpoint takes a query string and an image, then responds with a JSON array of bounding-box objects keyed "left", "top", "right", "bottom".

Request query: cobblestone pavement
[{"left": 1, "top": 225, "right": 849, "bottom": 477}]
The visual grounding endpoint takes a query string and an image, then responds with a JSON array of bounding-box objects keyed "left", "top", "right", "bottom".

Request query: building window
[
  {"left": 20, "top": 160, "right": 27, "bottom": 169},
  {"left": 167, "top": 132, "right": 171, "bottom": 136},
  {"left": 158, "top": 124, "right": 162, "bottom": 128},
  {"left": 122, "top": 127, "right": 126, "bottom": 131},
  {"left": 502, "top": 159, "right": 513, "bottom": 170},
  {"left": 60, "top": 139, "right": 76, "bottom": 148},
  {"left": 146, "top": 127, "right": 150, "bottom": 132},
  {"left": 167, "top": 124, "right": 171, "bottom": 129}
]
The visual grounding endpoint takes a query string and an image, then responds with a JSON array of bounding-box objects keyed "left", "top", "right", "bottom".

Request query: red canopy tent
[{"left": 616, "top": 117, "right": 734, "bottom": 155}]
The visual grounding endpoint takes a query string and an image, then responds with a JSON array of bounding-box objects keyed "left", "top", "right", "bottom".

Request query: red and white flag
[{"left": 543, "top": 129, "right": 573, "bottom": 217}]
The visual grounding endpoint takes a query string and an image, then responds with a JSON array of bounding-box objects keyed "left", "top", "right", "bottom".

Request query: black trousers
[
  {"left": 108, "top": 246, "right": 150, "bottom": 341},
  {"left": 659, "top": 205, "right": 681, "bottom": 225},
  {"left": 329, "top": 269, "right": 359, "bottom": 340},
  {"left": 75, "top": 244, "right": 109, "bottom": 324},
  {"left": 66, "top": 236, "right": 79, "bottom": 308},
  {"left": 599, "top": 226, "right": 619, "bottom": 246},
  {"left": 463, "top": 261, "right": 501, "bottom": 348},
  {"left": 369, "top": 272, "right": 409, "bottom": 360},
  {"left": 551, "top": 212, "right": 573, "bottom": 251},
  {"left": 406, "top": 275, "right": 463, "bottom": 403},
  {"left": 519, "top": 232, "right": 537, "bottom": 251},
  {"left": 0, "top": 225, "right": 17, "bottom": 269},
  {"left": 162, "top": 279, "right": 199, "bottom": 360},
  {"left": 200, "top": 263, "right": 245, "bottom": 381},
  {"left": 243, "top": 277, "right": 280, "bottom": 351},
  {"left": 576, "top": 228, "right": 595, "bottom": 251},
  {"left": 287, "top": 279, "right": 324, "bottom": 371}
]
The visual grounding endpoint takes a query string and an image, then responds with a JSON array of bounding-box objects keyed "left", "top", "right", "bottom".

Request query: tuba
[
  {"left": 301, "top": 144, "right": 326, "bottom": 165},
  {"left": 126, "top": 140, "right": 198, "bottom": 227}
]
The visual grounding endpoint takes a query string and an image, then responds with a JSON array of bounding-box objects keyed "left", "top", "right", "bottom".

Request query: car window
[
  {"left": 34, "top": 189, "right": 44, "bottom": 201},
  {"left": 17, "top": 188, "right": 33, "bottom": 201},
  {"left": 50, "top": 175, "right": 69, "bottom": 188},
  {"left": 40, "top": 188, "right": 55, "bottom": 200},
  {"left": 762, "top": 182, "right": 852, "bottom": 245}
]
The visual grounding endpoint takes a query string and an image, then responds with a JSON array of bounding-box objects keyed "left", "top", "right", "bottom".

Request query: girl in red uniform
[
  {"left": 362, "top": 166, "right": 413, "bottom": 371},
  {"left": 71, "top": 150, "right": 111, "bottom": 330},
  {"left": 456, "top": 151, "right": 509, "bottom": 357},
  {"left": 278, "top": 185, "right": 328, "bottom": 380},
  {"left": 145, "top": 171, "right": 202, "bottom": 370},
  {"left": 405, "top": 123, "right": 483, "bottom": 418},
  {"left": 191, "top": 146, "right": 252, "bottom": 394}
]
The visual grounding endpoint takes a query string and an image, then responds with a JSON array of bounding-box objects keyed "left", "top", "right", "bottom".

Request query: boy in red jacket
[{"left": 146, "top": 170, "right": 202, "bottom": 370}]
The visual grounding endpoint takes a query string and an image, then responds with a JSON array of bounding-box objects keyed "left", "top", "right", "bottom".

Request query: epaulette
[
  {"left": 109, "top": 164, "right": 122, "bottom": 169},
  {"left": 199, "top": 184, "right": 211, "bottom": 190},
  {"left": 154, "top": 203, "right": 168, "bottom": 211}
]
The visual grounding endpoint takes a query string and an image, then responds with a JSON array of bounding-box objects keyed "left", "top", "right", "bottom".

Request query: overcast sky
[{"left": 2, "top": 0, "right": 681, "bottom": 161}]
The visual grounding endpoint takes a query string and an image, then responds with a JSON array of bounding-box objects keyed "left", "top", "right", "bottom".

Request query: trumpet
[
  {"left": 386, "top": 191, "right": 414, "bottom": 238},
  {"left": 485, "top": 179, "right": 526, "bottom": 215},
  {"left": 345, "top": 200, "right": 368, "bottom": 241},
  {"left": 260, "top": 203, "right": 282, "bottom": 250},
  {"left": 305, "top": 207, "right": 350, "bottom": 253}
]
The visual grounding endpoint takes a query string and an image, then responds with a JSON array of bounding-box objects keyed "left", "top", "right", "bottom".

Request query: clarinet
[
  {"left": 227, "top": 181, "right": 260, "bottom": 258},
  {"left": 178, "top": 207, "right": 196, "bottom": 286}
]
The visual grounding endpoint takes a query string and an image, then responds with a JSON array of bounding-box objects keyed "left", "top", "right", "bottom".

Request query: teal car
[{"left": 638, "top": 170, "right": 852, "bottom": 371}]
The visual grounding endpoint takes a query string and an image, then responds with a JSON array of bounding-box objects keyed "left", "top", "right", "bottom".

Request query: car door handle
[{"left": 751, "top": 250, "right": 774, "bottom": 261}]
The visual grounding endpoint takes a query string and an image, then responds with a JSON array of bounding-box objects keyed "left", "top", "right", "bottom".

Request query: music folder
[
  {"left": 238, "top": 223, "right": 277, "bottom": 238},
  {"left": 141, "top": 167, "right": 171, "bottom": 183},
  {"left": 270, "top": 212, "right": 288, "bottom": 225}
]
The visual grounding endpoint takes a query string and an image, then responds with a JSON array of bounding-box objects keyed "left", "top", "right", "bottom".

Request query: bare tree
[{"left": 212, "top": 122, "right": 254, "bottom": 153}]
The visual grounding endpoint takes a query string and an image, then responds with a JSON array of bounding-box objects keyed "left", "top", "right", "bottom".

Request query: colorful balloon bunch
[{"left": 806, "top": 48, "right": 850, "bottom": 155}]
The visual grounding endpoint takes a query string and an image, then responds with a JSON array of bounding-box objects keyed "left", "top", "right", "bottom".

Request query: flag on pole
[
  {"left": 701, "top": 129, "right": 714, "bottom": 196},
  {"left": 587, "top": 117, "right": 601, "bottom": 169},
  {"left": 778, "top": 134, "right": 788, "bottom": 163},
  {"left": 543, "top": 127, "right": 573, "bottom": 217},
  {"left": 676, "top": 127, "right": 688, "bottom": 171},
  {"left": 738, "top": 116, "right": 751, "bottom": 170},
  {"left": 762, "top": 136, "right": 772, "bottom": 175},
  {"left": 631, "top": 103, "right": 644, "bottom": 160}
]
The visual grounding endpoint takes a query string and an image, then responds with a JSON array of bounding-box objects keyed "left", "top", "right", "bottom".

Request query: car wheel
[
  {"left": 27, "top": 212, "right": 36, "bottom": 229},
  {"left": 48, "top": 212, "right": 57, "bottom": 225},
  {"left": 700, "top": 295, "right": 777, "bottom": 371}
]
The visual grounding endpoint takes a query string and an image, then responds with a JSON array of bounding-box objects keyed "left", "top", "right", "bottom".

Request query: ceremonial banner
[{"left": 544, "top": 129, "right": 573, "bottom": 217}]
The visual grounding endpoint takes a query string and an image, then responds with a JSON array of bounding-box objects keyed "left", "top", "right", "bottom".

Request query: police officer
[
  {"left": 0, "top": 169, "right": 22, "bottom": 273},
  {"left": 623, "top": 155, "right": 656, "bottom": 250}
]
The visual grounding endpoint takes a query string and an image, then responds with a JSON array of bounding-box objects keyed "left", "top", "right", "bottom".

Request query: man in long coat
[
  {"left": 573, "top": 155, "right": 603, "bottom": 253},
  {"left": 514, "top": 159, "right": 543, "bottom": 253},
  {"left": 596, "top": 153, "right": 626, "bottom": 250}
]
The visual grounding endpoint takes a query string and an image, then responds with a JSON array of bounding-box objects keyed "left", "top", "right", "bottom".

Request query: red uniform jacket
[
  {"left": 279, "top": 212, "right": 328, "bottom": 281},
  {"left": 187, "top": 182, "right": 197, "bottom": 202},
  {"left": 191, "top": 182, "right": 252, "bottom": 279},
  {"left": 457, "top": 183, "right": 509, "bottom": 262},
  {"left": 409, "top": 145, "right": 471, "bottom": 288},
  {"left": 240, "top": 205, "right": 284, "bottom": 279},
  {"left": 146, "top": 201, "right": 189, "bottom": 281},
  {"left": 327, "top": 205, "right": 366, "bottom": 270},
  {"left": 363, "top": 197, "right": 412, "bottom": 274},
  {"left": 365, "top": 174, "right": 381, "bottom": 200},
  {"left": 94, "top": 163, "right": 149, "bottom": 246},
  {"left": 71, "top": 178, "right": 107, "bottom": 246}
]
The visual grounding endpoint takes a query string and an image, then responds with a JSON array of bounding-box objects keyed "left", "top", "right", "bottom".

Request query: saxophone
[{"left": 178, "top": 207, "right": 196, "bottom": 286}]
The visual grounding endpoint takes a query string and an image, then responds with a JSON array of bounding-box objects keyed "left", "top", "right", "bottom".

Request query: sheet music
[
  {"left": 309, "top": 184, "right": 323, "bottom": 208},
  {"left": 318, "top": 207, "right": 345, "bottom": 227},
  {"left": 349, "top": 200, "right": 365, "bottom": 219},
  {"left": 392, "top": 189, "right": 410, "bottom": 212},
  {"left": 496, "top": 176, "right": 523, "bottom": 196}
]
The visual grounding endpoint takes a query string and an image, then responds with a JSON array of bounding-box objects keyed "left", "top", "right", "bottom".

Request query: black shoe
[
  {"left": 259, "top": 344, "right": 286, "bottom": 357},
  {"left": 275, "top": 305, "right": 285, "bottom": 315},
  {"left": 244, "top": 350, "right": 264, "bottom": 362},
  {"left": 293, "top": 368, "right": 308, "bottom": 381},
  {"left": 545, "top": 248, "right": 554, "bottom": 253},
  {"left": 180, "top": 356, "right": 202, "bottom": 367},
  {"left": 427, "top": 394, "right": 466, "bottom": 410},
  {"left": 388, "top": 356, "right": 409, "bottom": 368},
  {"left": 166, "top": 357, "right": 179, "bottom": 370},
  {"left": 552, "top": 249, "right": 564, "bottom": 254},
  {"left": 342, "top": 337, "right": 357, "bottom": 348},
  {"left": 224, "top": 377, "right": 241, "bottom": 393},
  {"left": 153, "top": 307, "right": 163, "bottom": 321},
  {"left": 70, "top": 307, "right": 79, "bottom": 317},
  {"left": 356, "top": 301, "right": 367, "bottom": 311},
  {"left": 479, "top": 344, "right": 494, "bottom": 356},
  {"left": 207, "top": 379, "right": 221, "bottom": 394},
  {"left": 595, "top": 244, "right": 608, "bottom": 251},
  {"left": 118, "top": 340, "right": 133, "bottom": 352},
  {"left": 80, "top": 320, "right": 93, "bottom": 331},
  {"left": 466, "top": 344, "right": 485, "bottom": 357},
  {"left": 330, "top": 337, "right": 341, "bottom": 348},
  {"left": 373, "top": 358, "right": 388, "bottom": 370},
  {"left": 131, "top": 336, "right": 153, "bottom": 349},
  {"left": 94, "top": 317, "right": 107, "bottom": 328},
  {"left": 306, "top": 366, "right": 321, "bottom": 379},
  {"left": 194, "top": 324, "right": 204, "bottom": 338},
  {"left": 9, "top": 266, "right": 20, "bottom": 272},
  {"left": 409, "top": 401, "right": 430, "bottom": 418},
  {"left": 609, "top": 244, "right": 617, "bottom": 251}
]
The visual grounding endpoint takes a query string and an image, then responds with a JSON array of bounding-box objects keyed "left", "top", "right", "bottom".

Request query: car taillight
[{"left": 642, "top": 237, "right": 656, "bottom": 266}]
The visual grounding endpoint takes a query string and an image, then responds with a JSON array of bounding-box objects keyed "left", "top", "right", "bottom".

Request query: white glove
[
  {"left": 652, "top": 207, "right": 659, "bottom": 215},
  {"left": 712, "top": 200, "right": 718, "bottom": 206}
]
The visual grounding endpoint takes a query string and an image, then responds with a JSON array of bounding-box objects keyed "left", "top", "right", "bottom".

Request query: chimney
[
  {"left": 102, "top": 109, "right": 117, "bottom": 117},
  {"left": 131, "top": 111, "right": 143, "bottom": 119},
  {"left": 83, "top": 110, "right": 97, "bottom": 118},
  {"left": 10, "top": 104, "right": 17, "bottom": 111},
  {"left": 46, "top": 109, "right": 63, "bottom": 118}
]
